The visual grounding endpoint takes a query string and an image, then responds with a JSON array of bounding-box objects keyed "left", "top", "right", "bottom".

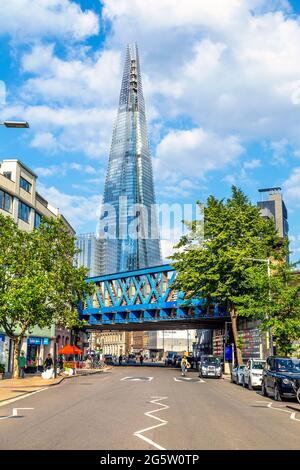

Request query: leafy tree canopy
[
  {"left": 171, "top": 186, "right": 298, "bottom": 362},
  {"left": 0, "top": 214, "right": 92, "bottom": 342}
]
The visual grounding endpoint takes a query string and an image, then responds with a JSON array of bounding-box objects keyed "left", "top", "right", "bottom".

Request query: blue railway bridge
[{"left": 80, "top": 264, "right": 229, "bottom": 331}]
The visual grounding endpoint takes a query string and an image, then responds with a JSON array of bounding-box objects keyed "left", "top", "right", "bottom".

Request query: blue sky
[{"left": 0, "top": 0, "right": 300, "bottom": 262}]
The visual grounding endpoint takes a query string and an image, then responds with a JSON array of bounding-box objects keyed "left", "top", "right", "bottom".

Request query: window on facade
[
  {"left": 0, "top": 189, "right": 12, "bottom": 213},
  {"left": 18, "top": 201, "right": 30, "bottom": 223},
  {"left": 3, "top": 171, "right": 12, "bottom": 180},
  {"left": 20, "top": 176, "right": 32, "bottom": 193},
  {"left": 34, "top": 212, "right": 41, "bottom": 228}
]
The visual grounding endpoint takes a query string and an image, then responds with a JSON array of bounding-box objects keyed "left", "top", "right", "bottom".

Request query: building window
[
  {"left": 18, "top": 201, "right": 31, "bottom": 223},
  {"left": 0, "top": 189, "right": 12, "bottom": 213},
  {"left": 3, "top": 171, "right": 12, "bottom": 180},
  {"left": 20, "top": 176, "right": 32, "bottom": 193},
  {"left": 34, "top": 212, "right": 41, "bottom": 228}
]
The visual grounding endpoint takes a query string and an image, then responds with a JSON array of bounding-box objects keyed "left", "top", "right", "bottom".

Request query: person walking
[
  {"left": 44, "top": 353, "right": 53, "bottom": 370},
  {"left": 139, "top": 354, "right": 144, "bottom": 366},
  {"left": 118, "top": 354, "right": 123, "bottom": 366},
  {"left": 18, "top": 351, "right": 26, "bottom": 378}
]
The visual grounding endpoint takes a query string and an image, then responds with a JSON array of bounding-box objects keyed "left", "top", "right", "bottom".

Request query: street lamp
[
  {"left": 242, "top": 257, "right": 274, "bottom": 355},
  {"left": 0, "top": 120, "right": 29, "bottom": 128}
]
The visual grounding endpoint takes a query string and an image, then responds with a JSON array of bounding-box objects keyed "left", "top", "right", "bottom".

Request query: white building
[{"left": 148, "top": 330, "right": 197, "bottom": 358}]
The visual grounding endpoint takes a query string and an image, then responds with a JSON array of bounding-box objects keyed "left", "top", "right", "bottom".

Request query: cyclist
[{"left": 181, "top": 353, "right": 190, "bottom": 377}]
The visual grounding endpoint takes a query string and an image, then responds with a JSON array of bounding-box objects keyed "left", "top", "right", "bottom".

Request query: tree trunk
[
  {"left": 230, "top": 306, "right": 243, "bottom": 366},
  {"left": 12, "top": 336, "right": 22, "bottom": 378}
]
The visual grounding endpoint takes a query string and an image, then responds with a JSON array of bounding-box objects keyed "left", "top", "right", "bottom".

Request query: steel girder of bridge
[{"left": 80, "top": 264, "right": 228, "bottom": 330}]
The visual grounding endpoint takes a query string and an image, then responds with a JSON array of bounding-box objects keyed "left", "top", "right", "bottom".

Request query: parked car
[
  {"left": 165, "top": 351, "right": 177, "bottom": 366},
  {"left": 175, "top": 355, "right": 183, "bottom": 368},
  {"left": 127, "top": 354, "right": 136, "bottom": 364},
  {"left": 262, "top": 356, "right": 300, "bottom": 401},
  {"left": 242, "top": 359, "right": 266, "bottom": 389},
  {"left": 231, "top": 365, "right": 246, "bottom": 385},
  {"left": 103, "top": 354, "right": 114, "bottom": 365},
  {"left": 198, "top": 355, "right": 222, "bottom": 378}
]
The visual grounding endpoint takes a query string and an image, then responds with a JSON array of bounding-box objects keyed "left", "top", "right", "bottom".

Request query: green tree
[
  {"left": 238, "top": 262, "right": 300, "bottom": 357},
  {"left": 172, "top": 186, "right": 282, "bottom": 365},
  {"left": 0, "top": 214, "right": 91, "bottom": 377}
]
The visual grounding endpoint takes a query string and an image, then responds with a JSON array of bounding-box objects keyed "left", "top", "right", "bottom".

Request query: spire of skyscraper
[{"left": 98, "top": 44, "right": 161, "bottom": 274}]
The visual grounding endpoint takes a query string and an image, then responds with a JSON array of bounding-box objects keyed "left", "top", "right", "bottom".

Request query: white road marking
[
  {"left": 267, "top": 402, "right": 292, "bottom": 414},
  {"left": 0, "top": 407, "right": 34, "bottom": 420},
  {"left": 290, "top": 412, "right": 300, "bottom": 422},
  {"left": 121, "top": 376, "right": 153, "bottom": 382},
  {"left": 0, "top": 387, "right": 47, "bottom": 408},
  {"left": 256, "top": 400, "right": 300, "bottom": 423},
  {"left": 134, "top": 396, "right": 169, "bottom": 450},
  {"left": 174, "top": 377, "right": 205, "bottom": 383}
]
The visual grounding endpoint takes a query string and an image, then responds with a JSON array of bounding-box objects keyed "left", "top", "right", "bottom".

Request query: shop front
[{"left": 26, "top": 337, "right": 50, "bottom": 371}]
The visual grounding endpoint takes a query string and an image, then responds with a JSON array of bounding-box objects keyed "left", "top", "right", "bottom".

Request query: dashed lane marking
[
  {"left": 134, "top": 396, "right": 169, "bottom": 450},
  {"left": 121, "top": 376, "right": 154, "bottom": 382}
]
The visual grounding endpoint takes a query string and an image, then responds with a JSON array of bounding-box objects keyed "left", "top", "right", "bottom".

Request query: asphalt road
[{"left": 0, "top": 367, "right": 299, "bottom": 450}]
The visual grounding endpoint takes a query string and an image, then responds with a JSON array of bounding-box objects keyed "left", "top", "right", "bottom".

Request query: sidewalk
[{"left": 0, "top": 368, "right": 111, "bottom": 404}]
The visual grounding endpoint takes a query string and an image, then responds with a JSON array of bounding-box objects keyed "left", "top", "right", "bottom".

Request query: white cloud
[
  {"left": 2, "top": 104, "right": 115, "bottom": 158},
  {"left": 103, "top": 0, "right": 248, "bottom": 30},
  {"left": 38, "top": 183, "right": 101, "bottom": 230},
  {"left": 243, "top": 159, "right": 261, "bottom": 169},
  {"left": 21, "top": 44, "right": 122, "bottom": 106},
  {"left": 269, "top": 139, "right": 290, "bottom": 165},
  {"left": 4, "top": 0, "right": 300, "bottom": 208},
  {"left": 289, "top": 234, "right": 300, "bottom": 257},
  {"left": 103, "top": 1, "right": 300, "bottom": 147},
  {"left": 31, "top": 132, "right": 59, "bottom": 153},
  {"left": 283, "top": 167, "right": 300, "bottom": 206},
  {"left": 35, "top": 163, "right": 97, "bottom": 178},
  {"left": 154, "top": 128, "right": 244, "bottom": 182},
  {"left": 0, "top": 0, "right": 99, "bottom": 41}
]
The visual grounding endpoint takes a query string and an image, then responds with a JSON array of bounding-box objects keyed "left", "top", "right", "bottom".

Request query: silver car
[{"left": 231, "top": 365, "right": 246, "bottom": 385}]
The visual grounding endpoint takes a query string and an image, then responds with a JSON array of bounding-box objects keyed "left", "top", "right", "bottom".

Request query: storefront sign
[{"left": 27, "top": 337, "right": 50, "bottom": 346}]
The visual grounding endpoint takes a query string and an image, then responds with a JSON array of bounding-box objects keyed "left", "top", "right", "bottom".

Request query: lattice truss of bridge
[{"left": 79, "top": 264, "right": 228, "bottom": 331}]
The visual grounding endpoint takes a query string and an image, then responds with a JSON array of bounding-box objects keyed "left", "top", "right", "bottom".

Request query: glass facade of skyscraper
[{"left": 99, "top": 44, "right": 161, "bottom": 274}]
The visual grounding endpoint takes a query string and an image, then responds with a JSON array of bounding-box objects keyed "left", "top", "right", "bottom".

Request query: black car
[
  {"left": 262, "top": 356, "right": 300, "bottom": 401},
  {"left": 103, "top": 354, "right": 114, "bottom": 365}
]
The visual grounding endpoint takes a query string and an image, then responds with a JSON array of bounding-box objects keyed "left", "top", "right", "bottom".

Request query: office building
[
  {"left": 0, "top": 158, "right": 75, "bottom": 373},
  {"left": 99, "top": 44, "right": 161, "bottom": 275},
  {"left": 75, "top": 233, "right": 103, "bottom": 277},
  {"left": 257, "top": 187, "right": 288, "bottom": 239}
]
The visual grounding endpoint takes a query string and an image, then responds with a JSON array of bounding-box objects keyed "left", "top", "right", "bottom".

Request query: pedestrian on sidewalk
[
  {"left": 58, "top": 355, "right": 64, "bottom": 371},
  {"left": 139, "top": 354, "right": 144, "bottom": 366},
  {"left": 118, "top": 354, "right": 123, "bottom": 366},
  {"left": 18, "top": 351, "right": 26, "bottom": 378},
  {"left": 44, "top": 353, "right": 53, "bottom": 370}
]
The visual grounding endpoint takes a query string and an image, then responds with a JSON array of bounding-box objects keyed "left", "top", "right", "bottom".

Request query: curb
[{"left": 0, "top": 368, "right": 111, "bottom": 406}]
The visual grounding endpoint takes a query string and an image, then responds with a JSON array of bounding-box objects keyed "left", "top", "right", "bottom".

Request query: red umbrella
[{"left": 58, "top": 344, "right": 83, "bottom": 355}]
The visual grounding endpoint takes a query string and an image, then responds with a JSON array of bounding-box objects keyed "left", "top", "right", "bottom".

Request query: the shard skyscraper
[{"left": 98, "top": 44, "right": 161, "bottom": 274}]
